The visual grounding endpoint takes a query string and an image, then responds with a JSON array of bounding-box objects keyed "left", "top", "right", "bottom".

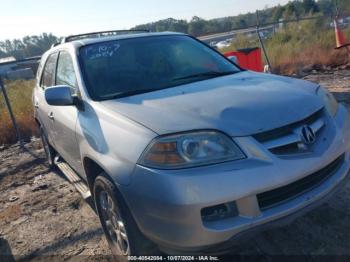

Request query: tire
[
  {"left": 93, "top": 174, "right": 157, "bottom": 260},
  {"left": 40, "top": 126, "right": 55, "bottom": 168}
]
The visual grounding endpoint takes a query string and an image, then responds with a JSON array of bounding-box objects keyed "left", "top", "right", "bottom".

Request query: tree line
[
  {"left": 132, "top": 0, "right": 349, "bottom": 36},
  {"left": 0, "top": 0, "right": 349, "bottom": 60},
  {"left": 0, "top": 33, "right": 60, "bottom": 60}
]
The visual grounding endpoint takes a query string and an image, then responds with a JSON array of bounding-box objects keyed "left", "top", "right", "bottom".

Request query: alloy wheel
[{"left": 99, "top": 190, "right": 130, "bottom": 255}]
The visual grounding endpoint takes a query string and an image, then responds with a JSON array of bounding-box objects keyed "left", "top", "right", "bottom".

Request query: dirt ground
[{"left": 1, "top": 70, "right": 350, "bottom": 261}]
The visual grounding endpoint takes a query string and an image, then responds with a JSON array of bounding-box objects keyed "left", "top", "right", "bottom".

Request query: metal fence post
[
  {"left": 0, "top": 77, "right": 23, "bottom": 147},
  {"left": 334, "top": 0, "right": 339, "bottom": 17},
  {"left": 256, "top": 10, "right": 273, "bottom": 73}
]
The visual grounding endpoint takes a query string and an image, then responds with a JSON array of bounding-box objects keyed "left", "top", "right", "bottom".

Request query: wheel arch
[
  {"left": 34, "top": 117, "right": 41, "bottom": 127},
  {"left": 83, "top": 157, "right": 105, "bottom": 193},
  {"left": 82, "top": 157, "right": 135, "bottom": 216}
]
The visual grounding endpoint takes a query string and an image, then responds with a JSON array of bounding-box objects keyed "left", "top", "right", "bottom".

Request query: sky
[{"left": 0, "top": 0, "right": 290, "bottom": 40}]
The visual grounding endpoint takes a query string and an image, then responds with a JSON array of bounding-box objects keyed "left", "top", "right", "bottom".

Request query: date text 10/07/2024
[{"left": 127, "top": 256, "right": 220, "bottom": 261}]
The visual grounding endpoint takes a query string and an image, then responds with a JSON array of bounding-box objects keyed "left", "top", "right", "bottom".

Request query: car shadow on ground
[
  {"left": 0, "top": 152, "right": 45, "bottom": 184},
  {"left": 20, "top": 141, "right": 98, "bottom": 214},
  {"left": 16, "top": 228, "right": 104, "bottom": 261},
  {"left": 52, "top": 166, "right": 97, "bottom": 213},
  {"left": 0, "top": 237, "right": 16, "bottom": 262}
]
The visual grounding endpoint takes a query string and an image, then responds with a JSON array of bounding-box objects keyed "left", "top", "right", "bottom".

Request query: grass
[
  {"left": 0, "top": 79, "right": 38, "bottom": 145},
  {"left": 221, "top": 19, "right": 350, "bottom": 75}
]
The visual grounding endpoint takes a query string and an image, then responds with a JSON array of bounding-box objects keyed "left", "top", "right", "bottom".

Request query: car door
[
  {"left": 34, "top": 52, "right": 58, "bottom": 147},
  {"left": 50, "top": 50, "right": 82, "bottom": 173}
]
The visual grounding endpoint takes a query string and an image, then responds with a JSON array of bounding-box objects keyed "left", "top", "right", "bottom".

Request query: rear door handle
[
  {"left": 34, "top": 102, "right": 39, "bottom": 109},
  {"left": 48, "top": 112, "right": 54, "bottom": 120}
]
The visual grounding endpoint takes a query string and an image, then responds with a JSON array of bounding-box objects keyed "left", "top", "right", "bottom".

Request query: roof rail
[
  {"left": 51, "top": 42, "right": 60, "bottom": 48},
  {"left": 61, "top": 29, "right": 150, "bottom": 43}
]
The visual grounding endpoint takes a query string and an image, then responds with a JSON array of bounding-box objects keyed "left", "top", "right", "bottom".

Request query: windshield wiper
[
  {"left": 102, "top": 88, "right": 161, "bottom": 100},
  {"left": 100, "top": 71, "right": 239, "bottom": 100},
  {"left": 172, "top": 71, "right": 238, "bottom": 81}
]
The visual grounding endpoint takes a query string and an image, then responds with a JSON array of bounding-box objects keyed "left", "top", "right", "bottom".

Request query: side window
[
  {"left": 36, "top": 60, "right": 43, "bottom": 83},
  {"left": 40, "top": 53, "right": 58, "bottom": 88},
  {"left": 56, "top": 51, "right": 78, "bottom": 91}
]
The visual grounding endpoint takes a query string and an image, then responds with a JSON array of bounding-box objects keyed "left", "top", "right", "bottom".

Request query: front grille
[
  {"left": 257, "top": 154, "right": 344, "bottom": 210},
  {"left": 252, "top": 109, "right": 325, "bottom": 155},
  {"left": 269, "top": 143, "right": 300, "bottom": 155},
  {"left": 253, "top": 109, "right": 323, "bottom": 143}
]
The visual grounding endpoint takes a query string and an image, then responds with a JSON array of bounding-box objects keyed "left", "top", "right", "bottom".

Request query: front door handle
[
  {"left": 34, "top": 102, "right": 39, "bottom": 109},
  {"left": 48, "top": 112, "right": 54, "bottom": 120}
]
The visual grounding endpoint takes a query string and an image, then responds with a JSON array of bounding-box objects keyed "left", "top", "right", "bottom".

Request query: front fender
[{"left": 76, "top": 101, "right": 157, "bottom": 186}]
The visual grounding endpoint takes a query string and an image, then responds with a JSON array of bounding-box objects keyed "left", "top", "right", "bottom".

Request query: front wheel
[{"left": 93, "top": 174, "right": 156, "bottom": 260}]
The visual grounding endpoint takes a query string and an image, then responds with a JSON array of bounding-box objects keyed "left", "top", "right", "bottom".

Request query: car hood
[{"left": 101, "top": 71, "right": 323, "bottom": 136}]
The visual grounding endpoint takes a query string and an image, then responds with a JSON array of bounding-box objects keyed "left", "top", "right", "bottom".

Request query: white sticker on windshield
[{"left": 84, "top": 43, "right": 121, "bottom": 60}]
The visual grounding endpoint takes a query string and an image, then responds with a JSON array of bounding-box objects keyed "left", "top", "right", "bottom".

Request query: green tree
[
  {"left": 283, "top": 2, "right": 298, "bottom": 19},
  {"left": 188, "top": 16, "right": 206, "bottom": 36},
  {"left": 169, "top": 19, "right": 188, "bottom": 33},
  {"left": 317, "top": 0, "right": 334, "bottom": 16},
  {"left": 302, "top": 0, "right": 319, "bottom": 14},
  {"left": 272, "top": 6, "right": 286, "bottom": 21},
  {"left": 234, "top": 18, "right": 248, "bottom": 28},
  {"left": 0, "top": 33, "right": 59, "bottom": 60}
]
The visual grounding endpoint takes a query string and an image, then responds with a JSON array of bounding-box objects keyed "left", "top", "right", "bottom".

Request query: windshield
[{"left": 79, "top": 35, "right": 241, "bottom": 100}]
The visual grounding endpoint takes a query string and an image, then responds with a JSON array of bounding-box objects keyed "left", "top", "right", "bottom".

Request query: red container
[{"left": 224, "top": 47, "right": 263, "bottom": 72}]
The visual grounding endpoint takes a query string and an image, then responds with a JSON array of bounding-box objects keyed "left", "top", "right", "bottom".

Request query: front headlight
[
  {"left": 317, "top": 86, "right": 338, "bottom": 117},
  {"left": 138, "top": 131, "right": 245, "bottom": 169}
]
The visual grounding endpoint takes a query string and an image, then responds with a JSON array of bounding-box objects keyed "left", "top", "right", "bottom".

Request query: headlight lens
[
  {"left": 317, "top": 86, "right": 338, "bottom": 117},
  {"left": 139, "top": 131, "right": 245, "bottom": 169}
]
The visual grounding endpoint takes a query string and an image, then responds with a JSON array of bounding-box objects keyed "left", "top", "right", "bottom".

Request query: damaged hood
[{"left": 101, "top": 71, "right": 323, "bottom": 136}]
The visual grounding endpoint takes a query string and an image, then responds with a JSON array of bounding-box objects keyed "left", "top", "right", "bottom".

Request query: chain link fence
[
  {"left": 0, "top": 57, "right": 39, "bottom": 146},
  {"left": 218, "top": 12, "right": 350, "bottom": 75}
]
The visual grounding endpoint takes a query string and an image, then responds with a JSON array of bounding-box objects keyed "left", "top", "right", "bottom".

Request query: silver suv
[{"left": 33, "top": 30, "right": 350, "bottom": 258}]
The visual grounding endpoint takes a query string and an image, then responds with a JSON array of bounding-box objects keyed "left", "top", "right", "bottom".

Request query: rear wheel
[
  {"left": 93, "top": 174, "right": 156, "bottom": 260},
  {"left": 40, "top": 126, "right": 55, "bottom": 168}
]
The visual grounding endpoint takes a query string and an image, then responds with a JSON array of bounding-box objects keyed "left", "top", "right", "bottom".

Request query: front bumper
[{"left": 120, "top": 105, "right": 350, "bottom": 253}]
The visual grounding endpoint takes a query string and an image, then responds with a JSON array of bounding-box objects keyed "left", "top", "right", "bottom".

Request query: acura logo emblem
[{"left": 301, "top": 125, "right": 316, "bottom": 145}]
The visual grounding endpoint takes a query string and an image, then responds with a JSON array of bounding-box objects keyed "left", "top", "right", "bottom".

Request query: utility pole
[
  {"left": 0, "top": 77, "right": 23, "bottom": 148},
  {"left": 334, "top": 0, "right": 339, "bottom": 18},
  {"left": 333, "top": 0, "right": 350, "bottom": 57},
  {"left": 256, "top": 10, "right": 273, "bottom": 73}
]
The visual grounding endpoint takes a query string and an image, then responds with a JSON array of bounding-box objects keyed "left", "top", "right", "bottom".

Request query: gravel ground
[
  {"left": 0, "top": 140, "right": 112, "bottom": 261},
  {"left": 1, "top": 70, "right": 350, "bottom": 261}
]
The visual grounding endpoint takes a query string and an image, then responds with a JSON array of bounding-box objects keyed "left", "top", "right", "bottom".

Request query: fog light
[{"left": 201, "top": 202, "right": 238, "bottom": 222}]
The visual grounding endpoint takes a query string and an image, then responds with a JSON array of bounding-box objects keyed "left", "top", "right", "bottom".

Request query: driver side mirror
[{"left": 45, "top": 85, "right": 75, "bottom": 106}]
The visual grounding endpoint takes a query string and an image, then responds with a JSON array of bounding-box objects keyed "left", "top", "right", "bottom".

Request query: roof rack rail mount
[{"left": 61, "top": 29, "right": 150, "bottom": 43}]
